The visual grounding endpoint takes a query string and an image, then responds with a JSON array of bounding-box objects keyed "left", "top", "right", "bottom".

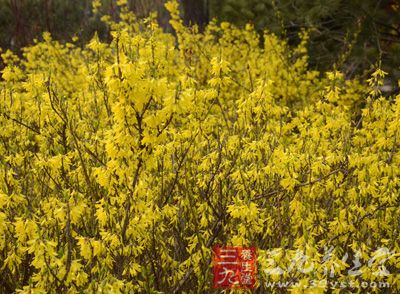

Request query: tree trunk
[{"left": 181, "top": 0, "right": 209, "bottom": 31}]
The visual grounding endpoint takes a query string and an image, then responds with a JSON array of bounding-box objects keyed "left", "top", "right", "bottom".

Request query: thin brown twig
[{"left": 251, "top": 167, "right": 344, "bottom": 201}]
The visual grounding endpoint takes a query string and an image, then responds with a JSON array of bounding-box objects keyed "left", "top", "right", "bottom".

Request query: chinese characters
[{"left": 212, "top": 245, "right": 257, "bottom": 289}]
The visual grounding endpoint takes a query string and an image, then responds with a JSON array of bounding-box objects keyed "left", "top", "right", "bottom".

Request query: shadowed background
[{"left": 0, "top": 0, "right": 399, "bottom": 83}]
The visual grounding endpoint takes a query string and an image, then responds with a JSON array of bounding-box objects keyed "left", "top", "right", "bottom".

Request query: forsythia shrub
[{"left": 0, "top": 1, "right": 399, "bottom": 293}]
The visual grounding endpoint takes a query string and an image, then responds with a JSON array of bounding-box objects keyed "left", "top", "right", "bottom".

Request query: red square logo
[{"left": 212, "top": 245, "right": 257, "bottom": 289}]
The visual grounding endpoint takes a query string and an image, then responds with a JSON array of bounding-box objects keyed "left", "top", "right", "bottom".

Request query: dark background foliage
[
  {"left": 213, "top": 0, "right": 400, "bottom": 87},
  {"left": 0, "top": 0, "right": 399, "bottom": 85}
]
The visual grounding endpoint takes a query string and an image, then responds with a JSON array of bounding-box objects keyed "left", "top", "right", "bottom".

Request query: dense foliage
[
  {"left": 1, "top": 0, "right": 399, "bottom": 82},
  {"left": 0, "top": 1, "right": 399, "bottom": 292},
  {"left": 215, "top": 0, "right": 400, "bottom": 80}
]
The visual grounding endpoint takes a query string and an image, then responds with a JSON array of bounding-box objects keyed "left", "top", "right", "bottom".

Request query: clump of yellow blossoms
[{"left": 0, "top": 1, "right": 399, "bottom": 292}]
